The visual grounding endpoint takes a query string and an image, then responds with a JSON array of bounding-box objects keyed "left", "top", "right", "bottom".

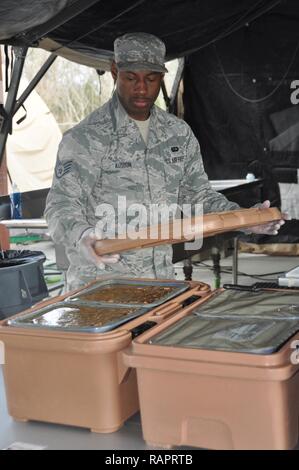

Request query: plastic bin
[
  {"left": 123, "top": 289, "right": 299, "bottom": 450},
  {"left": 0, "top": 250, "right": 48, "bottom": 319},
  {"left": 0, "top": 278, "right": 209, "bottom": 433}
]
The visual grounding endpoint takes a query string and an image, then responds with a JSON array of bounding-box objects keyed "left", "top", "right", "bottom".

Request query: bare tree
[{"left": 24, "top": 49, "right": 114, "bottom": 132}]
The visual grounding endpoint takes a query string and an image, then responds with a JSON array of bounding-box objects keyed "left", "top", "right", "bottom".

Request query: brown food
[
  {"left": 77, "top": 284, "right": 176, "bottom": 304},
  {"left": 24, "top": 305, "right": 137, "bottom": 328}
]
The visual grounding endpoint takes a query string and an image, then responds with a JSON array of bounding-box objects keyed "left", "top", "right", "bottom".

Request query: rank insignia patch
[{"left": 55, "top": 159, "right": 73, "bottom": 179}]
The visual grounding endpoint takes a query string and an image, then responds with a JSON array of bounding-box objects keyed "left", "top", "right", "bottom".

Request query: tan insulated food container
[
  {"left": 123, "top": 289, "right": 299, "bottom": 450},
  {"left": 0, "top": 278, "right": 209, "bottom": 433}
]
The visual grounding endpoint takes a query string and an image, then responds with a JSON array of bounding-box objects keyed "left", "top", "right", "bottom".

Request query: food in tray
[
  {"left": 77, "top": 284, "right": 176, "bottom": 304},
  {"left": 21, "top": 305, "right": 138, "bottom": 328}
]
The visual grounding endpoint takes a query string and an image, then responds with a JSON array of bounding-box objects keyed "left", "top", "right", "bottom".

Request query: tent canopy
[
  {"left": 0, "top": 0, "right": 293, "bottom": 70},
  {"left": 1, "top": 0, "right": 299, "bottom": 210}
]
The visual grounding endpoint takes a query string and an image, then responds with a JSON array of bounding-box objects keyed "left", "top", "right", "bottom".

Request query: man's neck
[
  {"left": 131, "top": 113, "right": 150, "bottom": 121},
  {"left": 132, "top": 116, "right": 150, "bottom": 144}
]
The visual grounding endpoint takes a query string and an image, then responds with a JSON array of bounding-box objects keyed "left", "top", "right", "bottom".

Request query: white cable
[{"left": 214, "top": 38, "right": 299, "bottom": 103}]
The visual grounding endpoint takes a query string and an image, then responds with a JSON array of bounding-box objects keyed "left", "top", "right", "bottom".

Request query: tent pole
[
  {"left": 0, "top": 46, "right": 28, "bottom": 168},
  {"left": 14, "top": 53, "right": 57, "bottom": 115},
  {"left": 169, "top": 58, "right": 184, "bottom": 114},
  {"left": 0, "top": 47, "right": 8, "bottom": 194},
  {"left": 161, "top": 80, "right": 170, "bottom": 111}
]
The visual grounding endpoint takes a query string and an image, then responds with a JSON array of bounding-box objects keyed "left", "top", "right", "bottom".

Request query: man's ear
[{"left": 111, "top": 61, "right": 118, "bottom": 82}]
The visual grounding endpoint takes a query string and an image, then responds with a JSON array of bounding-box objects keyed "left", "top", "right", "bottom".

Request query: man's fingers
[
  {"left": 94, "top": 255, "right": 120, "bottom": 270},
  {"left": 100, "top": 254, "right": 120, "bottom": 264},
  {"left": 249, "top": 218, "right": 285, "bottom": 235},
  {"left": 260, "top": 199, "right": 271, "bottom": 209},
  {"left": 96, "top": 261, "right": 105, "bottom": 270},
  {"left": 95, "top": 256, "right": 120, "bottom": 270},
  {"left": 78, "top": 229, "right": 121, "bottom": 268},
  {"left": 282, "top": 211, "right": 291, "bottom": 221},
  {"left": 249, "top": 200, "right": 288, "bottom": 235}
]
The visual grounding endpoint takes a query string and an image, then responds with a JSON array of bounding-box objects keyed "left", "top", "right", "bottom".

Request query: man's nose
[{"left": 135, "top": 79, "right": 147, "bottom": 93}]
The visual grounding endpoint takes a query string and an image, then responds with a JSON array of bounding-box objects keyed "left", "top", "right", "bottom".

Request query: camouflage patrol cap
[{"left": 114, "top": 32, "right": 168, "bottom": 73}]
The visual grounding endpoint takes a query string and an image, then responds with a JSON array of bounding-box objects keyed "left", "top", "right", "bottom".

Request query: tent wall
[{"left": 183, "top": 8, "right": 299, "bottom": 207}]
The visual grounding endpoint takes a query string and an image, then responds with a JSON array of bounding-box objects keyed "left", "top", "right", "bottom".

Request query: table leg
[{"left": 232, "top": 237, "right": 239, "bottom": 284}]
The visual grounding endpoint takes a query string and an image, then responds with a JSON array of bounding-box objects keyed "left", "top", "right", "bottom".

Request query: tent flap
[{"left": 0, "top": 0, "right": 69, "bottom": 41}]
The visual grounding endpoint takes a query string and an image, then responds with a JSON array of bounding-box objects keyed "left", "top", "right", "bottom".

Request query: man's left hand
[{"left": 249, "top": 200, "right": 289, "bottom": 235}]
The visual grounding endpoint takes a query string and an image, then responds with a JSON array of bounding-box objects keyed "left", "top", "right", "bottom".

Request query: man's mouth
[{"left": 132, "top": 98, "right": 150, "bottom": 107}]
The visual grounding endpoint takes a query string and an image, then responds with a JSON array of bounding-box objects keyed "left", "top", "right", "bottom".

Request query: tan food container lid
[{"left": 94, "top": 207, "right": 282, "bottom": 256}]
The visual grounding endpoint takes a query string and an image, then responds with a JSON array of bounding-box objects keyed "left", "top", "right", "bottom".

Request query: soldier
[{"left": 45, "top": 32, "right": 285, "bottom": 290}]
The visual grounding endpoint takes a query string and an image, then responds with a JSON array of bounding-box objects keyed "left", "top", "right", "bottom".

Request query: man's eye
[{"left": 147, "top": 76, "right": 159, "bottom": 83}]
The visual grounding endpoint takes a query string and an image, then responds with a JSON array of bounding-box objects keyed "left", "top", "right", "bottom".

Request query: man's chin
[{"left": 130, "top": 107, "right": 151, "bottom": 120}]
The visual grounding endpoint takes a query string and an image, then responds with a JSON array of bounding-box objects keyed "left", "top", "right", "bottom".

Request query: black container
[{"left": 0, "top": 250, "right": 48, "bottom": 319}]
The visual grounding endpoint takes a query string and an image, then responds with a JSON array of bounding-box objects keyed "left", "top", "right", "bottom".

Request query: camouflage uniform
[
  {"left": 45, "top": 93, "right": 239, "bottom": 289},
  {"left": 45, "top": 32, "right": 239, "bottom": 289}
]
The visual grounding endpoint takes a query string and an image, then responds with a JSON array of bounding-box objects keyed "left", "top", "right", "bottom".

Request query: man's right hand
[{"left": 78, "top": 228, "right": 120, "bottom": 270}]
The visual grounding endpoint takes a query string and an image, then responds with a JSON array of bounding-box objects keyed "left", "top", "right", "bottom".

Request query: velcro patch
[
  {"left": 115, "top": 162, "right": 132, "bottom": 169},
  {"left": 165, "top": 155, "right": 185, "bottom": 164},
  {"left": 55, "top": 159, "right": 73, "bottom": 179}
]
